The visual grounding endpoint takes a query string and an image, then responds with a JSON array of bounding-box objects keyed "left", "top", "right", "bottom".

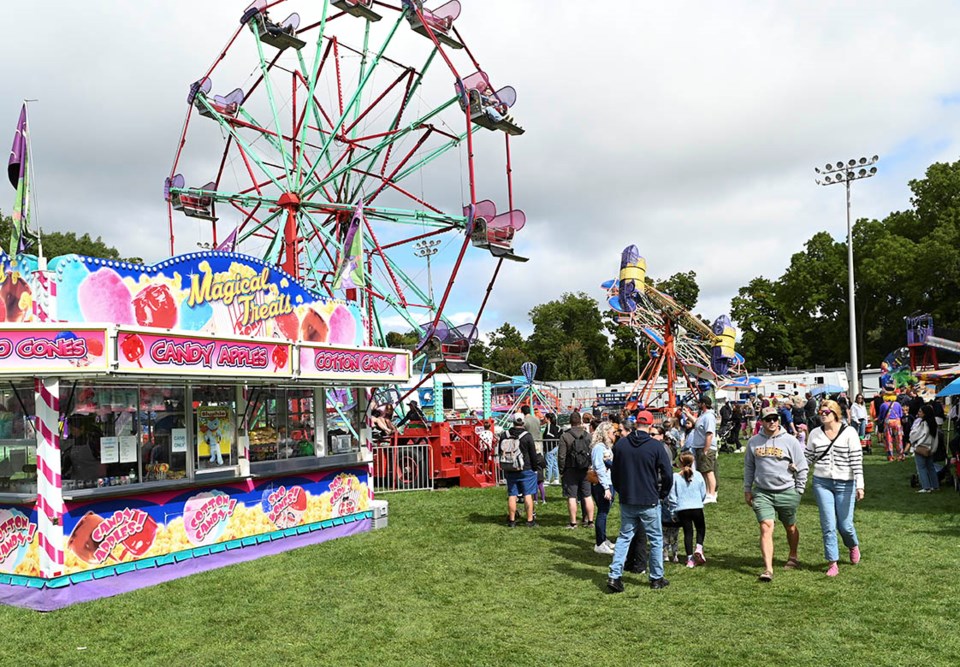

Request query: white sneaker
[
  {"left": 603, "top": 539, "right": 616, "bottom": 550},
  {"left": 594, "top": 542, "right": 614, "bottom": 555},
  {"left": 704, "top": 494, "right": 718, "bottom": 504}
]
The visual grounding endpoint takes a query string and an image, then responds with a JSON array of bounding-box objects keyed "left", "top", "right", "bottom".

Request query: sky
[{"left": 4, "top": 1, "right": 960, "bottom": 339}]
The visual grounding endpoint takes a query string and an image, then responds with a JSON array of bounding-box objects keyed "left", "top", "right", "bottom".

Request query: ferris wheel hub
[{"left": 277, "top": 192, "right": 301, "bottom": 209}]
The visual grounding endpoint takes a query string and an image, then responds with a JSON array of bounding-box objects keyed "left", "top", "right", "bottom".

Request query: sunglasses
[
  {"left": 762, "top": 415, "right": 780, "bottom": 422},
  {"left": 819, "top": 410, "right": 834, "bottom": 416}
]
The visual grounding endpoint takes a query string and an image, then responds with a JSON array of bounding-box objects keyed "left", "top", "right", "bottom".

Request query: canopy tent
[{"left": 936, "top": 376, "right": 960, "bottom": 397}]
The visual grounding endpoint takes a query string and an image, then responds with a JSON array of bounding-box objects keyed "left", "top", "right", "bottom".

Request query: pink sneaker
[
  {"left": 693, "top": 549, "right": 706, "bottom": 566},
  {"left": 850, "top": 546, "right": 861, "bottom": 564},
  {"left": 826, "top": 562, "right": 839, "bottom": 577},
  {"left": 686, "top": 557, "right": 696, "bottom": 569}
]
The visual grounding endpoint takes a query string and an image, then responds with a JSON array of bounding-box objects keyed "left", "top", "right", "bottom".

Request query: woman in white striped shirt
[{"left": 804, "top": 399, "right": 864, "bottom": 577}]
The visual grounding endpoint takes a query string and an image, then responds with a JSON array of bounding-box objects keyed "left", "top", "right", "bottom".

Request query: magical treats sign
[
  {"left": 115, "top": 329, "right": 292, "bottom": 377},
  {"left": 298, "top": 344, "right": 410, "bottom": 382}
]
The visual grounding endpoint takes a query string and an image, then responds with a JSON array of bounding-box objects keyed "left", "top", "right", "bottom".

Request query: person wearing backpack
[
  {"left": 498, "top": 413, "right": 539, "bottom": 527},
  {"left": 558, "top": 411, "right": 595, "bottom": 529}
]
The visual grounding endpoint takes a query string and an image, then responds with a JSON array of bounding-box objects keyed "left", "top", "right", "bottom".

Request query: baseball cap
[
  {"left": 512, "top": 412, "right": 524, "bottom": 424},
  {"left": 636, "top": 410, "right": 655, "bottom": 425},
  {"left": 760, "top": 406, "right": 779, "bottom": 419}
]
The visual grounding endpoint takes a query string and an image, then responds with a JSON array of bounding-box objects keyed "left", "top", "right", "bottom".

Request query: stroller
[{"left": 718, "top": 421, "right": 741, "bottom": 453}]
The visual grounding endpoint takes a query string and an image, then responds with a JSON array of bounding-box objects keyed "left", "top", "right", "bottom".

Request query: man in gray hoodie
[{"left": 744, "top": 406, "right": 808, "bottom": 582}]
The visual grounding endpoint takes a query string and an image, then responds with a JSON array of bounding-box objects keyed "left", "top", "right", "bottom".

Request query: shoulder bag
[{"left": 813, "top": 425, "right": 848, "bottom": 464}]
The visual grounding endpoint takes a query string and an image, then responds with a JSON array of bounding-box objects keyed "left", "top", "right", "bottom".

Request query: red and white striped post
[
  {"left": 31, "top": 270, "right": 56, "bottom": 322},
  {"left": 35, "top": 378, "right": 64, "bottom": 578}
]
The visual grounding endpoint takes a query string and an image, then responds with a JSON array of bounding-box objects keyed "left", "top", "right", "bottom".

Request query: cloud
[{"left": 4, "top": 1, "right": 960, "bottom": 346}]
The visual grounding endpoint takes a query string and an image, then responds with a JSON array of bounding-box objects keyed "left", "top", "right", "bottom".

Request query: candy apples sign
[{"left": 115, "top": 329, "right": 293, "bottom": 377}]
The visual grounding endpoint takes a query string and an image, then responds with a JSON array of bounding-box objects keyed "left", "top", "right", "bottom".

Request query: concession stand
[{"left": 0, "top": 250, "right": 409, "bottom": 610}]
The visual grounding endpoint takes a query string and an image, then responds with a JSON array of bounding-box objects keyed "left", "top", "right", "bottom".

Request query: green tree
[
  {"left": 0, "top": 212, "right": 124, "bottom": 260},
  {"left": 486, "top": 323, "right": 527, "bottom": 377},
  {"left": 385, "top": 330, "right": 419, "bottom": 348},
  {"left": 602, "top": 308, "right": 643, "bottom": 384},
  {"left": 656, "top": 270, "right": 700, "bottom": 312},
  {"left": 553, "top": 340, "right": 593, "bottom": 381},
  {"left": 730, "top": 277, "right": 791, "bottom": 369},
  {"left": 527, "top": 292, "right": 608, "bottom": 380}
]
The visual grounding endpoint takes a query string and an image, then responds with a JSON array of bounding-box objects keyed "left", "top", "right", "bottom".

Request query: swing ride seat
[
  {"left": 419, "top": 322, "right": 477, "bottom": 366},
  {"left": 195, "top": 88, "right": 244, "bottom": 120},
  {"left": 246, "top": 4, "right": 306, "bottom": 51},
  {"left": 457, "top": 73, "right": 524, "bottom": 135},
  {"left": 332, "top": 0, "right": 382, "bottom": 21},
  {"left": 164, "top": 174, "right": 186, "bottom": 212},
  {"left": 178, "top": 181, "right": 218, "bottom": 221},
  {"left": 405, "top": 0, "right": 463, "bottom": 49},
  {"left": 467, "top": 199, "right": 528, "bottom": 262}
]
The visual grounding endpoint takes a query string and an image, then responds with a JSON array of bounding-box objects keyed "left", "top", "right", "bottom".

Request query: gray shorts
[{"left": 562, "top": 469, "right": 591, "bottom": 499}]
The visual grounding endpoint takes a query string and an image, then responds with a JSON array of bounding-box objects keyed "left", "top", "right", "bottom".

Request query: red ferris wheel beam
[
  {"left": 342, "top": 69, "right": 413, "bottom": 137},
  {"left": 363, "top": 217, "right": 408, "bottom": 307}
]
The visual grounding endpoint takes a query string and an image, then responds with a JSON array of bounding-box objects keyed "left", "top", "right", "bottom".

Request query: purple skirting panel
[{"left": 0, "top": 518, "right": 371, "bottom": 612}]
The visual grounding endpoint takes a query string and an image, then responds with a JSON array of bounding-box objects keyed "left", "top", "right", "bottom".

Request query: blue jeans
[
  {"left": 915, "top": 453, "right": 939, "bottom": 491},
  {"left": 812, "top": 476, "right": 859, "bottom": 562},
  {"left": 545, "top": 449, "right": 559, "bottom": 483},
  {"left": 591, "top": 484, "right": 611, "bottom": 546},
  {"left": 856, "top": 419, "right": 866, "bottom": 438},
  {"left": 609, "top": 503, "right": 663, "bottom": 581}
]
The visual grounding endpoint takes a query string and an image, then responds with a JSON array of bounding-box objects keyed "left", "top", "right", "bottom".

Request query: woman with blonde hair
[
  {"left": 589, "top": 421, "right": 618, "bottom": 554},
  {"left": 804, "top": 399, "right": 864, "bottom": 577}
]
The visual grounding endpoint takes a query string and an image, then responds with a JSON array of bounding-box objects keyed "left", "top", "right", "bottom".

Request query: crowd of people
[{"left": 494, "top": 385, "right": 955, "bottom": 593}]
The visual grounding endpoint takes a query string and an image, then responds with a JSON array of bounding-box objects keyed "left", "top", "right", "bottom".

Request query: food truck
[{"left": 0, "top": 250, "right": 409, "bottom": 610}]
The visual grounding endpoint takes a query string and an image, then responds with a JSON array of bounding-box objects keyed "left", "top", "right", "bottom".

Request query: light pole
[
  {"left": 413, "top": 239, "right": 441, "bottom": 308},
  {"left": 814, "top": 155, "right": 878, "bottom": 399},
  {"left": 636, "top": 338, "right": 642, "bottom": 379}
]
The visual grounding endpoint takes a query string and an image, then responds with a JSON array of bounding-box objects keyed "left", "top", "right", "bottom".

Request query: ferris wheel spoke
[
  {"left": 250, "top": 27, "right": 294, "bottom": 182},
  {"left": 391, "top": 123, "right": 471, "bottom": 185},
  {"left": 347, "top": 125, "right": 435, "bottom": 207},
  {"left": 294, "top": 49, "right": 339, "bottom": 186},
  {"left": 291, "top": 0, "right": 332, "bottom": 190},
  {"left": 379, "top": 49, "right": 439, "bottom": 177},
  {"left": 304, "top": 96, "right": 460, "bottom": 199},
  {"left": 299, "top": 11, "right": 405, "bottom": 191},
  {"left": 237, "top": 207, "right": 284, "bottom": 246}
]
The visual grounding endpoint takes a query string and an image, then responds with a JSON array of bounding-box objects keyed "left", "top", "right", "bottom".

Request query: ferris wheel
[{"left": 164, "top": 0, "right": 526, "bottom": 352}]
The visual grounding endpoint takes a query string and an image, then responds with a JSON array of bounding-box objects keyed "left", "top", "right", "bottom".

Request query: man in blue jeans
[{"left": 607, "top": 411, "right": 674, "bottom": 592}]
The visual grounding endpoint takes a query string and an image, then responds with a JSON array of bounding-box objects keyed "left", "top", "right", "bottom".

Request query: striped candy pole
[
  {"left": 363, "top": 390, "right": 374, "bottom": 502},
  {"left": 31, "top": 270, "right": 56, "bottom": 322},
  {"left": 35, "top": 378, "right": 64, "bottom": 578}
]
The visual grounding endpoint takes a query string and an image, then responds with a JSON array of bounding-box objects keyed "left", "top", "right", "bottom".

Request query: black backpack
[{"left": 565, "top": 429, "right": 592, "bottom": 470}]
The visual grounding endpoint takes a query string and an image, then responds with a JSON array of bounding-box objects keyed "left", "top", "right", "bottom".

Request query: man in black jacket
[
  {"left": 498, "top": 413, "right": 539, "bottom": 528},
  {"left": 607, "top": 411, "right": 674, "bottom": 593}
]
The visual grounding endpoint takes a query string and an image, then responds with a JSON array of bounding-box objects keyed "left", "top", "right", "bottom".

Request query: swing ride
[{"left": 602, "top": 244, "right": 757, "bottom": 411}]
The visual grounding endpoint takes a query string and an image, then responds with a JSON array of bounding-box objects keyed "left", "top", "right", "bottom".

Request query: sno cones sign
[{"left": 332, "top": 199, "right": 366, "bottom": 291}]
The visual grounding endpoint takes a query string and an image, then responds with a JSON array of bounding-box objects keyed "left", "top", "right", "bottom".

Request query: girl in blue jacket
[{"left": 667, "top": 453, "right": 708, "bottom": 568}]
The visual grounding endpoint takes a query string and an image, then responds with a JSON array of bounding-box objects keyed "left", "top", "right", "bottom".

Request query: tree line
[{"left": 394, "top": 159, "right": 960, "bottom": 383}]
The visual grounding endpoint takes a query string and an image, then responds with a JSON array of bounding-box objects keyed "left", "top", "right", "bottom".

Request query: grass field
[{"left": 3, "top": 453, "right": 960, "bottom": 666}]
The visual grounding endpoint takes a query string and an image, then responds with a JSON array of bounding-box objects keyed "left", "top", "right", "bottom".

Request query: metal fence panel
[{"left": 372, "top": 442, "right": 435, "bottom": 493}]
